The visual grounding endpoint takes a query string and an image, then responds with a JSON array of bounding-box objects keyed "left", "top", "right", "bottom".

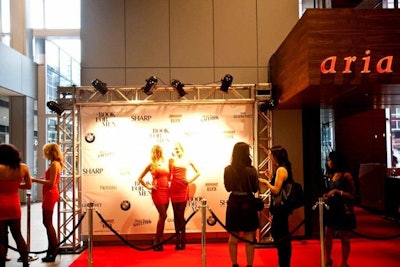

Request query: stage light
[
  {"left": 259, "top": 99, "right": 276, "bottom": 112},
  {"left": 91, "top": 78, "right": 108, "bottom": 95},
  {"left": 142, "top": 76, "right": 158, "bottom": 95},
  {"left": 171, "top": 79, "right": 187, "bottom": 98},
  {"left": 220, "top": 74, "right": 233, "bottom": 93},
  {"left": 46, "top": 101, "right": 65, "bottom": 116}
]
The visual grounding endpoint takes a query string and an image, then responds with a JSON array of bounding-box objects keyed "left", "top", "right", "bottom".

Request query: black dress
[
  {"left": 224, "top": 165, "right": 259, "bottom": 232},
  {"left": 324, "top": 173, "right": 356, "bottom": 231}
]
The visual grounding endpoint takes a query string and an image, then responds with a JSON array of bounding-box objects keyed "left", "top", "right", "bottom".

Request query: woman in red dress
[
  {"left": 32, "top": 143, "right": 63, "bottom": 262},
  {"left": 137, "top": 144, "right": 170, "bottom": 251},
  {"left": 169, "top": 142, "right": 200, "bottom": 250},
  {"left": 0, "top": 144, "right": 32, "bottom": 267}
]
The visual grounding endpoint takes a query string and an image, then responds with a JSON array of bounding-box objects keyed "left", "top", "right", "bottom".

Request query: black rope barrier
[
  {"left": 95, "top": 208, "right": 199, "bottom": 251},
  {"left": 7, "top": 212, "right": 87, "bottom": 255},
  {"left": 207, "top": 208, "right": 305, "bottom": 246}
]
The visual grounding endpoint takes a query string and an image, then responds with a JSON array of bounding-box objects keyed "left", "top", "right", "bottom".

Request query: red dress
[
  {"left": 0, "top": 178, "right": 23, "bottom": 220},
  {"left": 170, "top": 165, "right": 189, "bottom": 203},
  {"left": 42, "top": 169, "right": 60, "bottom": 211},
  {"left": 151, "top": 166, "right": 170, "bottom": 205}
]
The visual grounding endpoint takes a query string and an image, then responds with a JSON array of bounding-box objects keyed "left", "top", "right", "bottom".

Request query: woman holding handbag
[
  {"left": 259, "top": 145, "right": 293, "bottom": 267},
  {"left": 323, "top": 151, "right": 356, "bottom": 267}
]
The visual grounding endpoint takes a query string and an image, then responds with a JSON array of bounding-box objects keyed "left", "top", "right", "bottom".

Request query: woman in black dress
[
  {"left": 224, "top": 142, "right": 259, "bottom": 267},
  {"left": 323, "top": 151, "right": 356, "bottom": 267}
]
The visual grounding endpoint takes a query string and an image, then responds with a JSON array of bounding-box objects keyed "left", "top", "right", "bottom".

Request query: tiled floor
[{"left": 7, "top": 203, "right": 79, "bottom": 267}]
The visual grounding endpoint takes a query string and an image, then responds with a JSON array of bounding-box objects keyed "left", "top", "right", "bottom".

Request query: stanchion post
[
  {"left": 313, "top": 197, "right": 328, "bottom": 267},
  {"left": 26, "top": 191, "right": 38, "bottom": 262},
  {"left": 318, "top": 197, "right": 325, "bottom": 267},
  {"left": 27, "top": 191, "right": 31, "bottom": 250},
  {"left": 201, "top": 199, "right": 207, "bottom": 267},
  {"left": 87, "top": 202, "right": 94, "bottom": 267}
]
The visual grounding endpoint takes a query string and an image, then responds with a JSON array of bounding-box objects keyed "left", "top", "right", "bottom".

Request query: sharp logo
[
  {"left": 83, "top": 168, "right": 104, "bottom": 175},
  {"left": 131, "top": 115, "right": 152, "bottom": 121}
]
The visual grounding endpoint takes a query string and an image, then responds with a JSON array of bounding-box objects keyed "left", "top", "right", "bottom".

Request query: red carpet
[
  {"left": 70, "top": 239, "right": 400, "bottom": 267},
  {"left": 70, "top": 207, "right": 400, "bottom": 267}
]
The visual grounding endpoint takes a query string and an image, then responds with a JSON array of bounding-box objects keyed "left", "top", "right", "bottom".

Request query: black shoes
[
  {"left": 41, "top": 254, "right": 57, "bottom": 262},
  {"left": 153, "top": 240, "right": 163, "bottom": 251},
  {"left": 175, "top": 243, "right": 185, "bottom": 250}
]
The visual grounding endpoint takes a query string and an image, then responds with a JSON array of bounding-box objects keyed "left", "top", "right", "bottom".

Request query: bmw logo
[
  {"left": 120, "top": 200, "right": 131, "bottom": 211},
  {"left": 85, "top": 132, "right": 96, "bottom": 143}
]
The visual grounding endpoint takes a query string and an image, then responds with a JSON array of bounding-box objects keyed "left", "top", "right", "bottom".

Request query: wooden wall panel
[{"left": 269, "top": 9, "right": 400, "bottom": 109}]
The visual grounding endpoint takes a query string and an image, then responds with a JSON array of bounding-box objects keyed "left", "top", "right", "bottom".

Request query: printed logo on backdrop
[
  {"left": 131, "top": 181, "right": 151, "bottom": 197},
  {"left": 219, "top": 199, "right": 228, "bottom": 207},
  {"left": 120, "top": 200, "right": 131, "bottom": 211},
  {"left": 120, "top": 167, "right": 132, "bottom": 176},
  {"left": 150, "top": 128, "right": 170, "bottom": 144},
  {"left": 98, "top": 150, "right": 114, "bottom": 158},
  {"left": 233, "top": 112, "right": 252, "bottom": 119},
  {"left": 130, "top": 113, "right": 152, "bottom": 122},
  {"left": 99, "top": 185, "right": 118, "bottom": 191},
  {"left": 96, "top": 112, "right": 117, "bottom": 127},
  {"left": 205, "top": 182, "right": 218, "bottom": 192},
  {"left": 201, "top": 114, "right": 219, "bottom": 122},
  {"left": 133, "top": 218, "right": 152, "bottom": 227},
  {"left": 224, "top": 130, "right": 236, "bottom": 139},
  {"left": 81, "top": 202, "right": 102, "bottom": 208},
  {"left": 169, "top": 114, "right": 182, "bottom": 123},
  {"left": 85, "top": 132, "right": 96, "bottom": 143},
  {"left": 102, "top": 219, "right": 115, "bottom": 229},
  {"left": 188, "top": 196, "right": 204, "bottom": 212},
  {"left": 83, "top": 167, "right": 104, "bottom": 175}
]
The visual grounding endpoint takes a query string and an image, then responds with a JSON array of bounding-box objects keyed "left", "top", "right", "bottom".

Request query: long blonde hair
[{"left": 43, "top": 143, "right": 64, "bottom": 168}]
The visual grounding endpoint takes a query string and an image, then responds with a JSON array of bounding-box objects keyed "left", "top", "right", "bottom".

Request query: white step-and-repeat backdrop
[{"left": 80, "top": 102, "right": 254, "bottom": 235}]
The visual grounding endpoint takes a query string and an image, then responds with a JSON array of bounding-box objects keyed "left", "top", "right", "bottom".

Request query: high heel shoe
[
  {"left": 153, "top": 240, "right": 163, "bottom": 251},
  {"left": 41, "top": 254, "right": 57, "bottom": 262}
]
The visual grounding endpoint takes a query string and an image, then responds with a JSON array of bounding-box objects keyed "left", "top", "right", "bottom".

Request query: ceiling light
[
  {"left": 171, "top": 79, "right": 187, "bottom": 98},
  {"left": 220, "top": 74, "right": 233, "bottom": 93},
  {"left": 142, "top": 76, "right": 158, "bottom": 95},
  {"left": 91, "top": 78, "right": 108, "bottom": 95},
  {"left": 47, "top": 101, "right": 65, "bottom": 116}
]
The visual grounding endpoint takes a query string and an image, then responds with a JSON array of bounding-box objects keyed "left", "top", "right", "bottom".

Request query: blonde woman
[
  {"left": 137, "top": 145, "right": 170, "bottom": 251},
  {"left": 32, "top": 143, "right": 63, "bottom": 262}
]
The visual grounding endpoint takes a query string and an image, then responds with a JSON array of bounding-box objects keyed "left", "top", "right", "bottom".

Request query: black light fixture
[
  {"left": 142, "top": 76, "right": 158, "bottom": 95},
  {"left": 259, "top": 99, "right": 276, "bottom": 112},
  {"left": 91, "top": 78, "right": 108, "bottom": 95},
  {"left": 171, "top": 79, "right": 187, "bottom": 98},
  {"left": 220, "top": 74, "right": 233, "bottom": 93},
  {"left": 46, "top": 101, "right": 65, "bottom": 116}
]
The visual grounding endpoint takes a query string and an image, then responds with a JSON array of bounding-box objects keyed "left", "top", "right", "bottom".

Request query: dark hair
[
  {"left": 0, "top": 143, "right": 22, "bottom": 169},
  {"left": 328, "top": 151, "right": 347, "bottom": 172},
  {"left": 231, "top": 142, "right": 252, "bottom": 168},
  {"left": 270, "top": 145, "right": 292, "bottom": 178},
  {"left": 270, "top": 145, "right": 290, "bottom": 167}
]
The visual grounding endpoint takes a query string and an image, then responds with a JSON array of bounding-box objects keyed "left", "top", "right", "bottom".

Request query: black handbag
[{"left": 254, "top": 197, "right": 265, "bottom": 211}]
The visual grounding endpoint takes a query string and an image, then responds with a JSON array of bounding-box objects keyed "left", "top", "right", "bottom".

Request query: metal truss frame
[{"left": 55, "top": 83, "right": 272, "bottom": 251}]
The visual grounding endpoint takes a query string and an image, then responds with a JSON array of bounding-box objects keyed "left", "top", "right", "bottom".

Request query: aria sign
[{"left": 320, "top": 50, "right": 393, "bottom": 74}]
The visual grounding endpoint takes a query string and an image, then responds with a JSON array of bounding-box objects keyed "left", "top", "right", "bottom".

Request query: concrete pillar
[{"left": 9, "top": 96, "right": 38, "bottom": 202}]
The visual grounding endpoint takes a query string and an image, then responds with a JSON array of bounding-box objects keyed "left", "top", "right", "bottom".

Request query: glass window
[
  {"left": 1, "top": 0, "right": 10, "bottom": 46},
  {"left": 30, "top": 0, "right": 80, "bottom": 29}
]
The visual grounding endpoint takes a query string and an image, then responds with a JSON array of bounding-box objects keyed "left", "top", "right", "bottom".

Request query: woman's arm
[
  {"left": 187, "top": 161, "right": 200, "bottom": 184},
  {"left": 19, "top": 164, "right": 32, "bottom": 190},
  {"left": 259, "top": 166, "right": 288, "bottom": 195},
  {"left": 32, "top": 161, "right": 61, "bottom": 186},
  {"left": 137, "top": 163, "right": 153, "bottom": 190}
]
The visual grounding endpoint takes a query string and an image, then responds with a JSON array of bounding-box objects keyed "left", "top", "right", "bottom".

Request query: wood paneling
[{"left": 269, "top": 9, "right": 400, "bottom": 109}]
